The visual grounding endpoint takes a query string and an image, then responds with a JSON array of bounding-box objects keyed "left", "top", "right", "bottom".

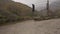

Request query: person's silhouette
[{"left": 32, "top": 4, "right": 35, "bottom": 12}]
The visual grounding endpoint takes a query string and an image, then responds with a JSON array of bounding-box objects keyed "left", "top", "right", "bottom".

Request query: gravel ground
[{"left": 0, "top": 19, "right": 60, "bottom": 34}]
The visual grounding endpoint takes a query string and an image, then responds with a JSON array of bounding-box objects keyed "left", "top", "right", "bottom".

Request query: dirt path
[{"left": 0, "top": 19, "right": 60, "bottom": 34}]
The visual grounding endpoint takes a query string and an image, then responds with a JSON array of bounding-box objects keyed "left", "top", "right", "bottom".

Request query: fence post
[{"left": 47, "top": 0, "right": 49, "bottom": 16}]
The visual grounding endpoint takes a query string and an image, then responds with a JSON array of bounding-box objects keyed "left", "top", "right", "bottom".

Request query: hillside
[{"left": 0, "top": 0, "right": 32, "bottom": 24}]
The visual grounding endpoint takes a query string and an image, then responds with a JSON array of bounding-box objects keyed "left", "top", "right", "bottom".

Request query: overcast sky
[{"left": 12, "top": 0, "right": 57, "bottom": 11}]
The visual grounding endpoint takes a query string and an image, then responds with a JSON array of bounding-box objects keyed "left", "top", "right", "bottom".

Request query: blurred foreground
[{"left": 0, "top": 19, "right": 60, "bottom": 34}]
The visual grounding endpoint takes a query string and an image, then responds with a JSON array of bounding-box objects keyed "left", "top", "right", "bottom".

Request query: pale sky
[{"left": 12, "top": 0, "right": 57, "bottom": 11}]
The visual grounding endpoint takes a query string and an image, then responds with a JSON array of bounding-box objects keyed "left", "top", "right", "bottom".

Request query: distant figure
[
  {"left": 32, "top": 4, "right": 35, "bottom": 12},
  {"left": 32, "top": 4, "right": 35, "bottom": 18}
]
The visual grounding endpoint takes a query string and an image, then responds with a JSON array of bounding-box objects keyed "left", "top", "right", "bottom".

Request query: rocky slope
[{"left": 0, "top": 0, "right": 32, "bottom": 24}]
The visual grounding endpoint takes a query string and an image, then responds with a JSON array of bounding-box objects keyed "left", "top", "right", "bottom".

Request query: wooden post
[{"left": 47, "top": 0, "right": 49, "bottom": 16}]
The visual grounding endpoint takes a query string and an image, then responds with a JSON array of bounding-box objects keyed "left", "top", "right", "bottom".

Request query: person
[{"left": 32, "top": 4, "right": 35, "bottom": 12}]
